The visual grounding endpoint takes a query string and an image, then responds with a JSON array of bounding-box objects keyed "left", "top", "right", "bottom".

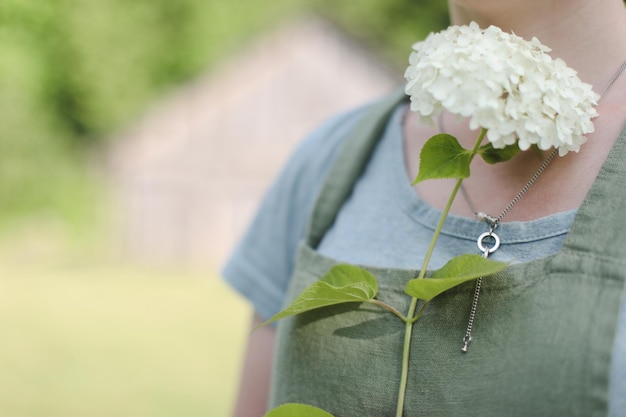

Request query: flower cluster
[{"left": 404, "top": 22, "right": 599, "bottom": 155}]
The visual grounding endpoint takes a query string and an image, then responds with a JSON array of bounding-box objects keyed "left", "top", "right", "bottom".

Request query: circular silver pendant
[{"left": 477, "top": 231, "right": 500, "bottom": 254}]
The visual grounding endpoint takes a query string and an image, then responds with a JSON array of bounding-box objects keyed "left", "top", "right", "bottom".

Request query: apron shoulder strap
[
  {"left": 555, "top": 122, "right": 626, "bottom": 266},
  {"left": 306, "top": 88, "right": 407, "bottom": 248}
]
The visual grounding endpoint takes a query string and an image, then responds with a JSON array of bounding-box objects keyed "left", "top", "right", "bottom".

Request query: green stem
[
  {"left": 409, "top": 301, "right": 430, "bottom": 324},
  {"left": 367, "top": 299, "right": 408, "bottom": 322},
  {"left": 394, "top": 128, "right": 487, "bottom": 417},
  {"left": 395, "top": 319, "right": 414, "bottom": 416}
]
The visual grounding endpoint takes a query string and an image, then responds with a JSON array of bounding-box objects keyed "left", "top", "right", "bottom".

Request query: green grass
[{"left": 0, "top": 263, "right": 250, "bottom": 417}]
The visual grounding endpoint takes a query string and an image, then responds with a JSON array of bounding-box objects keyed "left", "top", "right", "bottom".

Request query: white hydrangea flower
[{"left": 404, "top": 22, "right": 599, "bottom": 156}]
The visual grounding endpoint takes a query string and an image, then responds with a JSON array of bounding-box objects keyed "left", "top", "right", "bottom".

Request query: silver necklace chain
[
  {"left": 436, "top": 58, "right": 626, "bottom": 353},
  {"left": 459, "top": 148, "right": 558, "bottom": 229},
  {"left": 599, "top": 59, "right": 626, "bottom": 97}
]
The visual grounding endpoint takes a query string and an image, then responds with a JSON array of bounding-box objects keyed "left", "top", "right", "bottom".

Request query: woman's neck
[
  {"left": 405, "top": 1, "right": 626, "bottom": 220},
  {"left": 447, "top": 0, "right": 626, "bottom": 93}
]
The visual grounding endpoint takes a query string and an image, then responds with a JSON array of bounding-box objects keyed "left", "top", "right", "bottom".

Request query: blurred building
[{"left": 108, "top": 16, "right": 400, "bottom": 268}]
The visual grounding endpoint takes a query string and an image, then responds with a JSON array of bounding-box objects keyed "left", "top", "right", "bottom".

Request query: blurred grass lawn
[{"left": 0, "top": 263, "right": 250, "bottom": 417}]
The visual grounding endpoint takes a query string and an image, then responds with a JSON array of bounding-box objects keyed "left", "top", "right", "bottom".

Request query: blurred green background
[{"left": 0, "top": 1, "right": 448, "bottom": 416}]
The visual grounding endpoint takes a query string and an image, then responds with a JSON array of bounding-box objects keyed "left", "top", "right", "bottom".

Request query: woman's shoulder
[
  {"left": 283, "top": 89, "right": 406, "bottom": 189},
  {"left": 221, "top": 96, "right": 395, "bottom": 320}
]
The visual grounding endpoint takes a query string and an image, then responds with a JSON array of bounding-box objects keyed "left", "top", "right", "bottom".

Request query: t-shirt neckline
[{"left": 387, "top": 104, "right": 576, "bottom": 244}]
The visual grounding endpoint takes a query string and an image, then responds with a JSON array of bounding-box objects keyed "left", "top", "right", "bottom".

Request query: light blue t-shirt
[{"left": 223, "top": 101, "right": 626, "bottom": 415}]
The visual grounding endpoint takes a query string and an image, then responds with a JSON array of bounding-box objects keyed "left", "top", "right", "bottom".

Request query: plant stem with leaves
[
  {"left": 261, "top": 128, "right": 509, "bottom": 417},
  {"left": 395, "top": 128, "right": 487, "bottom": 417}
]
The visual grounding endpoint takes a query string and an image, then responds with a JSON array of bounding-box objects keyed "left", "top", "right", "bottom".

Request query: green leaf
[
  {"left": 413, "top": 134, "right": 472, "bottom": 184},
  {"left": 264, "top": 403, "right": 334, "bottom": 417},
  {"left": 405, "top": 254, "right": 508, "bottom": 301},
  {"left": 478, "top": 142, "right": 520, "bottom": 164},
  {"left": 260, "top": 264, "right": 379, "bottom": 327}
]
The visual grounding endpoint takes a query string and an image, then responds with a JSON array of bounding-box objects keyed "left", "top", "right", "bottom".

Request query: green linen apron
[{"left": 270, "top": 90, "right": 626, "bottom": 417}]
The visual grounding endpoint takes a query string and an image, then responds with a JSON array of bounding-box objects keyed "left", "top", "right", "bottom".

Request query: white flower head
[{"left": 404, "top": 22, "right": 599, "bottom": 155}]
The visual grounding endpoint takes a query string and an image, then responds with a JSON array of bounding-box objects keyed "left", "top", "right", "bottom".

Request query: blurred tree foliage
[{"left": 0, "top": 0, "right": 448, "bottom": 233}]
